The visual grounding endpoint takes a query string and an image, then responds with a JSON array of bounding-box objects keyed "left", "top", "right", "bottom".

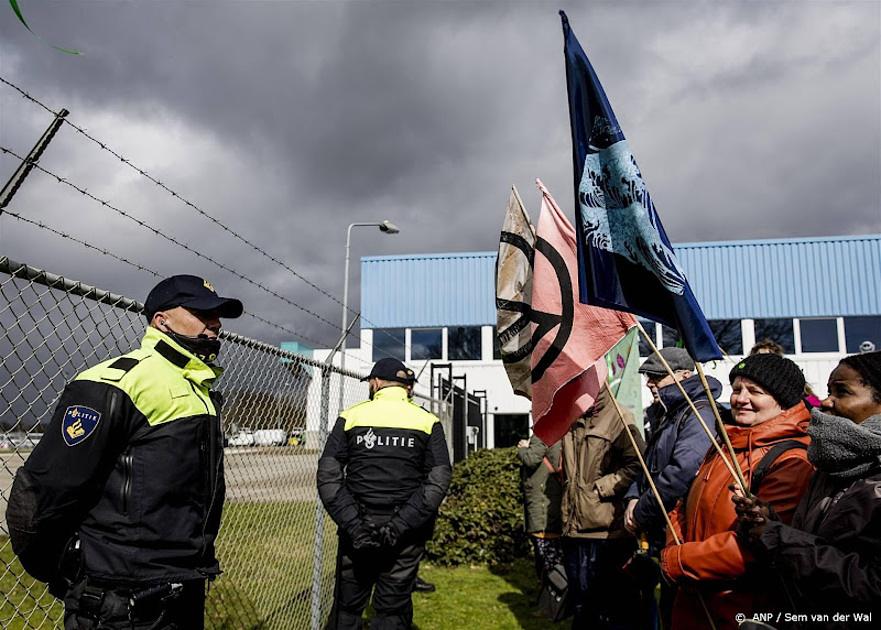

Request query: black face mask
[{"left": 164, "top": 327, "right": 221, "bottom": 363}]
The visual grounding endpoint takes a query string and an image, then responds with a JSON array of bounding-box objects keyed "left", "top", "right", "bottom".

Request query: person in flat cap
[
  {"left": 623, "top": 346, "right": 722, "bottom": 628},
  {"left": 7, "top": 275, "right": 242, "bottom": 629},
  {"left": 318, "top": 357, "right": 451, "bottom": 629}
]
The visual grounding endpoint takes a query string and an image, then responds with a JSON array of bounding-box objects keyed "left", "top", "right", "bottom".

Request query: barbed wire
[
  {"left": 0, "top": 75, "right": 397, "bottom": 340},
  {"left": 0, "top": 144, "right": 351, "bottom": 332},
  {"left": 1, "top": 207, "right": 368, "bottom": 360},
  {"left": 0, "top": 77, "right": 409, "bottom": 367}
]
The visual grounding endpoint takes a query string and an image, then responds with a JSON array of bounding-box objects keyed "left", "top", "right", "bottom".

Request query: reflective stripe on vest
[
  {"left": 74, "top": 328, "right": 220, "bottom": 425},
  {"left": 341, "top": 387, "right": 437, "bottom": 435}
]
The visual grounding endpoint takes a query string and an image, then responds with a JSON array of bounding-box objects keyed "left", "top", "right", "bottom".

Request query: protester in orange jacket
[
  {"left": 660, "top": 354, "right": 814, "bottom": 629},
  {"left": 734, "top": 351, "right": 881, "bottom": 625}
]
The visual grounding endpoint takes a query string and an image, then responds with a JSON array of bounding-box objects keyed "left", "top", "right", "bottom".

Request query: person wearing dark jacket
[
  {"left": 734, "top": 351, "right": 881, "bottom": 624},
  {"left": 5, "top": 275, "right": 243, "bottom": 630},
  {"left": 660, "top": 353, "right": 815, "bottom": 629},
  {"left": 318, "top": 358, "right": 451, "bottom": 630},
  {"left": 517, "top": 434, "right": 563, "bottom": 580},
  {"left": 624, "top": 347, "right": 721, "bottom": 545},
  {"left": 623, "top": 347, "right": 721, "bottom": 628}
]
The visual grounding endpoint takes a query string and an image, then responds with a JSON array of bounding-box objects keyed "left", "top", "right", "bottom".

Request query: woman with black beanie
[
  {"left": 734, "top": 351, "right": 881, "bottom": 624},
  {"left": 660, "top": 353, "right": 814, "bottom": 629}
]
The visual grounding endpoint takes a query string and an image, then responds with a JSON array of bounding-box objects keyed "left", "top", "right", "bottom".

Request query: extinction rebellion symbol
[{"left": 496, "top": 230, "right": 573, "bottom": 384}]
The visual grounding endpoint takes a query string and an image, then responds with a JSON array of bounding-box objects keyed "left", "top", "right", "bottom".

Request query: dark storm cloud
[{"left": 0, "top": 1, "right": 878, "bottom": 349}]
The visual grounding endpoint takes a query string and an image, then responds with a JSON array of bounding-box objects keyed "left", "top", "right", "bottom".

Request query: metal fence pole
[
  {"left": 310, "top": 363, "right": 333, "bottom": 630},
  {"left": 0, "top": 259, "right": 456, "bottom": 628},
  {"left": 0, "top": 108, "right": 69, "bottom": 213}
]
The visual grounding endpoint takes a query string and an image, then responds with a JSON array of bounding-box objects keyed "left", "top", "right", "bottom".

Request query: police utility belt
[{"left": 80, "top": 582, "right": 183, "bottom": 613}]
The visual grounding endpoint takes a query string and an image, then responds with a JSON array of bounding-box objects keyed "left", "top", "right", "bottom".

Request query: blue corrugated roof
[
  {"left": 361, "top": 252, "right": 495, "bottom": 328},
  {"left": 361, "top": 234, "right": 881, "bottom": 328}
]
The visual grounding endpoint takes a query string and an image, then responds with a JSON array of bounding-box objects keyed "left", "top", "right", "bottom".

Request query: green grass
[
  {"left": 208, "top": 500, "right": 338, "bottom": 629},
  {"left": 3, "top": 510, "right": 564, "bottom": 629},
  {"left": 0, "top": 537, "right": 63, "bottom": 630},
  {"left": 1, "top": 501, "right": 336, "bottom": 630},
  {"left": 410, "top": 558, "right": 568, "bottom": 630}
]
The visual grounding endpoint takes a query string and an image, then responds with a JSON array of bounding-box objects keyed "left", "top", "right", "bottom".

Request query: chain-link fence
[{"left": 0, "top": 256, "right": 451, "bottom": 630}]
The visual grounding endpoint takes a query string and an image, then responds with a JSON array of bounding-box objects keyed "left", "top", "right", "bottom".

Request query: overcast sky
[{"left": 0, "top": 0, "right": 879, "bottom": 350}]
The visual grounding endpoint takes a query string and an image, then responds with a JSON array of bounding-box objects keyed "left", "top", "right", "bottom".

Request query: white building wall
[{"left": 306, "top": 321, "right": 846, "bottom": 448}]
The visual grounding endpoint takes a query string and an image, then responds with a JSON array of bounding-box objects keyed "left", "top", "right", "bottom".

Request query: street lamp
[{"left": 339, "top": 220, "right": 400, "bottom": 407}]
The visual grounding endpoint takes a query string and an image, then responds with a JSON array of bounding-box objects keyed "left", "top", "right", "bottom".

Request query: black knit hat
[
  {"left": 840, "top": 351, "right": 881, "bottom": 398},
  {"left": 729, "top": 353, "right": 806, "bottom": 409}
]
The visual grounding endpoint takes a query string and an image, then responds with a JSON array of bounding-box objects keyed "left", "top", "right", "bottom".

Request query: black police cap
[
  {"left": 143, "top": 275, "right": 243, "bottom": 320},
  {"left": 361, "top": 358, "right": 415, "bottom": 385}
]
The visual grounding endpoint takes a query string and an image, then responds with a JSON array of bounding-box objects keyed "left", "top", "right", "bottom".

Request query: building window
[
  {"left": 637, "top": 319, "right": 656, "bottom": 356},
  {"left": 495, "top": 413, "right": 529, "bottom": 448},
  {"left": 799, "top": 318, "right": 838, "bottom": 353},
  {"left": 844, "top": 316, "right": 881, "bottom": 353},
  {"left": 709, "top": 319, "right": 743, "bottom": 355},
  {"left": 753, "top": 318, "right": 795, "bottom": 354},
  {"left": 411, "top": 328, "right": 442, "bottom": 361},
  {"left": 449, "top": 326, "right": 482, "bottom": 361},
  {"left": 661, "top": 325, "right": 683, "bottom": 349},
  {"left": 372, "top": 328, "right": 405, "bottom": 361}
]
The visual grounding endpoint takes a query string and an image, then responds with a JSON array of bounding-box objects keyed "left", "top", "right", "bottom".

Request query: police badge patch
[{"left": 61, "top": 405, "right": 101, "bottom": 446}]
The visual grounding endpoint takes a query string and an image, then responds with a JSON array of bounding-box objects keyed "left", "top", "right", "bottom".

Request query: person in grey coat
[
  {"left": 734, "top": 351, "right": 881, "bottom": 625},
  {"left": 517, "top": 434, "right": 563, "bottom": 580}
]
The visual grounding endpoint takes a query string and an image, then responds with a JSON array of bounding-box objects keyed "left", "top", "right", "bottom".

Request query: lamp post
[{"left": 339, "top": 220, "right": 399, "bottom": 409}]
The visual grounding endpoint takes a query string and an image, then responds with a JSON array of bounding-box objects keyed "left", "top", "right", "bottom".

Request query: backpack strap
[{"left": 750, "top": 440, "right": 807, "bottom": 495}]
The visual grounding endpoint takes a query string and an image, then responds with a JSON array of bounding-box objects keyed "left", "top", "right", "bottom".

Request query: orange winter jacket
[{"left": 660, "top": 404, "right": 814, "bottom": 630}]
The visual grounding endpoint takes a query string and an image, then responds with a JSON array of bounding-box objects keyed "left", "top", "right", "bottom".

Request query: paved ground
[
  {"left": 1, "top": 448, "right": 321, "bottom": 532},
  {"left": 224, "top": 448, "right": 320, "bottom": 503}
]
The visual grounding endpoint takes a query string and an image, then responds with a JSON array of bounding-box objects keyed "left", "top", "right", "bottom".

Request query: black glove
[
  {"left": 379, "top": 518, "right": 406, "bottom": 549},
  {"left": 48, "top": 536, "right": 82, "bottom": 599},
  {"left": 348, "top": 521, "right": 381, "bottom": 551}
]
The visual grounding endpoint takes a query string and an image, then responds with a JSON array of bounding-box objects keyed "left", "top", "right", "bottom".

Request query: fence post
[
  {"left": 0, "top": 108, "right": 69, "bottom": 212},
  {"left": 310, "top": 363, "right": 333, "bottom": 630}
]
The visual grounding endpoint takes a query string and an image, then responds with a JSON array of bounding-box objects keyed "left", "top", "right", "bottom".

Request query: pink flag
[{"left": 531, "top": 179, "right": 635, "bottom": 445}]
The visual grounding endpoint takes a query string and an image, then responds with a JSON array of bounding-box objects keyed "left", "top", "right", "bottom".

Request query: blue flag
[{"left": 560, "top": 11, "right": 722, "bottom": 362}]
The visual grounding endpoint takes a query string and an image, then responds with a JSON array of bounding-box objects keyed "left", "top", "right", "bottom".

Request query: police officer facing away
[
  {"left": 6, "top": 275, "right": 242, "bottom": 629},
  {"left": 318, "top": 358, "right": 452, "bottom": 629}
]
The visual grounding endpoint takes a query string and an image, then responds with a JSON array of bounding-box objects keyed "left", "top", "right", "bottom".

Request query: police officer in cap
[
  {"left": 6, "top": 275, "right": 242, "bottom": 629},
  {"left": 318, "top": 357, "right": 452, "bottom": 629}
]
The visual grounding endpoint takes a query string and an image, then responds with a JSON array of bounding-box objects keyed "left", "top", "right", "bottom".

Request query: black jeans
[
  {"left": 562, "top": 537, "right": 639, "bottom": 630},
  {"left": 63, "top": 577, "right": 205, "bottom": 630},
  {"left": 326, "top": 533, "right": 424, "bottom": 630}
]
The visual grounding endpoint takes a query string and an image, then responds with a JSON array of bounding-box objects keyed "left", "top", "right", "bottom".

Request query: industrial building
[{"left": 314, "top": 234, "right": 881, "bottom": 451}]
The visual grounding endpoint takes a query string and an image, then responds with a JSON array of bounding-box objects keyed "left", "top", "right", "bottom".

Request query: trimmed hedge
[{"left": 427, "top": 447, "right": 529, "bottom": 566}]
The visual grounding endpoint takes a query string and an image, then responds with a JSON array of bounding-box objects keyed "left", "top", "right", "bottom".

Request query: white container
[
  {"left": 228, "top": 430, "right": 255, "bottom": 447},
  {"left": 253, "top": 429, "right": 286, "bottom": 446}
]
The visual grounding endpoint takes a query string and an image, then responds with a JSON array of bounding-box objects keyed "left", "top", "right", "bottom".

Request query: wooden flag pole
[
  {"left": 605, "top": 382, "right": 718, "bottom": 630},
  {"left": 604, "top": 382, "right": 680, "bottom": 545},
  {"left": 635, "top": 321, "right": 747, "bottom": 493},
  {"left": 695, "top": 362, "right": 749, "bottom": 492}
]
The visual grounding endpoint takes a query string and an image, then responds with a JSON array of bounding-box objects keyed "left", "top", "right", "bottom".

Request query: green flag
[{"left": 604, "top": 328, "right": 643, "bottom": 435}]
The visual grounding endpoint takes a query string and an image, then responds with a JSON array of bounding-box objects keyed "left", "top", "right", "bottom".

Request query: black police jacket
[
  {"left": 317, "top": 386, "right": 452, "bottom": 533},
  {"left": 6, "top": 328, "right": 226, "bottom": 588}
]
